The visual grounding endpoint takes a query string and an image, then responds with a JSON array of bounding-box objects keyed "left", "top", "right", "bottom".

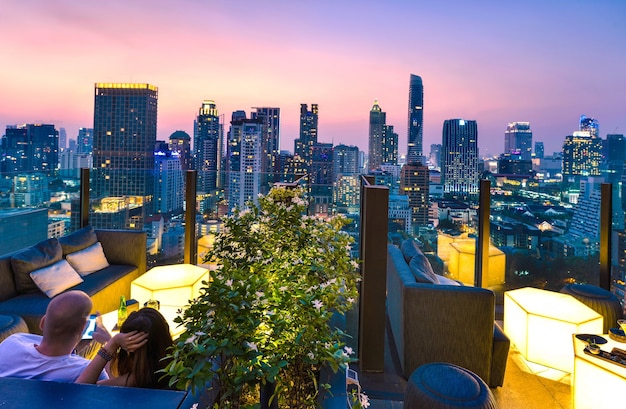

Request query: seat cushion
[
  {"left": 409, "top": 253, "right": 439, "bottom": 284},
  {"left": 59, "top": 226, "right": 98, "bottom": 256}
]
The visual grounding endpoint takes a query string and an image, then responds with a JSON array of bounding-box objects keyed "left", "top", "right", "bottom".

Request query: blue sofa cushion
[
  {"left": 400, "top": 239, "right": 423, "bottom": 263},
  {"left": 11, "top": 239, "right": 62, "bottom": 294},
  {"left": 59, "top": 226, "right": 98, "bottom": 256},
  {"left": 408, "top": 253, "right": 439, "bottom": 284}
]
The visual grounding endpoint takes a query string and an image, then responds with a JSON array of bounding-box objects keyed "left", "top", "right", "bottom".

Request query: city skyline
[{"left": 1, "top": 0, "right": 625, "bottom": 158}]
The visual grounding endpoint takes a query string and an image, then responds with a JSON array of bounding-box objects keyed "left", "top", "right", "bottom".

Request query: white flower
[
  {"left": 226, "top": 279, "right": 233, "bottom": 288},
  {"left": 308, "top": 352, "right": 315, "bottom": 360},
  {"left": 195, "top": 331, "right": 206, "bottom": 337},
  {"left": 185, "top": 335, "right": 197, "bottom": 344},
  {"left": 190, "top": 403, "right": 198, "bottom": 409},
  {"left": 351, "top": 260, "right": 360, "bottom": 269},
  {"left": 279, "top": 286, "right": 288, "bottom": 292},
  {"left": 344, "top": 346, "right": 354, "bottom": 355},
  {"left": 360, "top": 393, "right": 370, "bottom": 408},
  {"left": 246, "top": 341, "right": 258, "bottom": 352},
  {"left": 347, "top": 297, "right": 355, "bottom": 304},
  {"left": 256, "top": 291, "right": 265, "bottom": 298},
  {"left": 313, "top": 299, "right": 323, "bottom": 310}
]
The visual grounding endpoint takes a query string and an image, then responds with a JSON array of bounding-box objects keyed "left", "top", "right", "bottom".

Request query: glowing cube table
[
  {"left": 131, "top": 264, "right": 210, "bottom": 308},
  {"left": 504, "top": 287, "right": 603, "bottom": 373}
]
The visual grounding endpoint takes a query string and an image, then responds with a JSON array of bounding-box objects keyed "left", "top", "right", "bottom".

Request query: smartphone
[{"left": 82, "top": 314, "right": 98, "bottom": 340}]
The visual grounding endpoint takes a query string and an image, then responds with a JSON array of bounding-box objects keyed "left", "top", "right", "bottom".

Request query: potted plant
[{"left": 165, "top": 186, "right": 361, "bottom": 408}]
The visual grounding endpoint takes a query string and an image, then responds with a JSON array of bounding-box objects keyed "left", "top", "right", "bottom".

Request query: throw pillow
[
  {"left": 11, "top": 238, "right": 63, "bottom": 294},
  {"left": 400, "top": 239, "right": 421, "bottom": 264},
  {"left": 66, "top": 242, "right": 110, "bottom": 276},
  {"left": 436, "top": 274, "right": 462, "bottom": 286},
  {"left": 30, "top": 259, "right": 84, "bottom": 298},
  {"left": 408, "top": 252, "right": 439, "bottom": 284},
  {"left": 59, "top": 225, "right": 98, "bottom": 256}
]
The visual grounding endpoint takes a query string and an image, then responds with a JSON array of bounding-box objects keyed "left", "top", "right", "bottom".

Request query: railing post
[
  {"left": 358, "top": 176, "right": 388, "bottom": 372},
  {"left": 80, "top": 168, "right": 90, "bottom": 228},
  {"left": 184, "top": 170, "right": 197, "bottom": 265},
  {"left": 600, "top": 183, "right": 612, "bottom": 291},
  {"left": 475, "top": 179, "right": 490, "bottom": 288}
]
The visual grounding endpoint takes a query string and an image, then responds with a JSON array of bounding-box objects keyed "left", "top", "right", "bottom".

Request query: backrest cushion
[
  {"left": 66, "top": 242, "right": 110, "bottom": 276},
  {"left": 408, "top": 250, "right": 439, "bottom": 284},
  {"left": 59, "top": 225, "right": 98, "bottom": 256},
  {"left": 400, "top": 239, "right": 421, "bottom": 264},
  {"left": 30, "top": 259, "right": 84, "bottom": 298},
  {"left": 11, "top": 238, "right": 63, "bottom": 294}
]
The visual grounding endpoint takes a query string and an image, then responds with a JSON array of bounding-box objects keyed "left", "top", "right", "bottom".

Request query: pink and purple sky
[{"left": 1, "top": 0, "right": 625, "bottom": 158}]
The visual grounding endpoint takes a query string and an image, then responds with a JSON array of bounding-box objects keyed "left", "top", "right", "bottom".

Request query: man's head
[{"left": 40, "top": 290, "right": 92, "bottom": 345}]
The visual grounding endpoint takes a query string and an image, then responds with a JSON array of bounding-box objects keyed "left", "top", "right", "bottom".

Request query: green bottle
[{"left": 117, "top": 295, "right": 127, "bottom": 329}]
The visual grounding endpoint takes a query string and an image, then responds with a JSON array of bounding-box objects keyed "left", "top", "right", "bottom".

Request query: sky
[{"left": 1, "top": 0, "right": 625, "bottom": 158}]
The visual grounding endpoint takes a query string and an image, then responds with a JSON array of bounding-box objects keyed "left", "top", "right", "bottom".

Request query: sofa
[
  {"left": 386, "top": 239, "right": 510, "bottom": 388},
  {"left": 0, "top": 226, "right": 147, "bottom": 334}
]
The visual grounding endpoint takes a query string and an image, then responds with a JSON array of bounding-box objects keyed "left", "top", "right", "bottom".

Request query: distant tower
[
  {"left": 154, "top": 145, "right": 183, "bottom": 214},
  {"left": 407, "top": 74, "right": 424, "bottom": 164},
  {"left": 606, "top": 134, "right": 626, "bottom": 184},
  {"left": 504, "top": 122, "right": 532, "bottom": 161},
  {"left": 194, "top": 101, "right": 222, "bottom": 193},
  {"left": 77, "top": 127, "right": 93, "bottom": 154},
  {"left": 310, "top": 142, "right": 334, "bottom": 216},
  {"left": 400, "top": 162, "right": 430, "bottom": 229},
  {"left": 1, "top": 124, "right": 58, "bottom": 176},
  {"left": 382, "top": 124, "right": 398, "bottom": 166},
  {"left": 580, "top": 115, "right": 599, "bottom": 137},
  {"left": 333, "top": 144, "right": 360, "bottom": 178},
  {"left": 169, "top": 130, "right": 192, "bottom": 171},
  {"left": 227, "top": 116, "right": 262, "bottom": 212},
  {"left": 59, "top": 127, "right": 67, "bottom": 152},
  {"left": 251, "top": 107, "right": 281, "bottom": 192},
  {"left": 92, "top": 83, "right": 158, "bottom": 206},
  {"left": 429, "top": 143, "right": 442, "bottom": 169},
  {"left": 441, "top": 119, "right": 479, "bottom": 198},
  {"left": 294, "top": 103, "right": 318, "bottom": 167},
  {"left": 534, "top": 141, "right": 544, "bottom": 159},
  {"left": 368, "top": 100, "right": 385, "bottom": 170},
  {"left": 562, "top": 131, "right": 602, "bottom": 180}
]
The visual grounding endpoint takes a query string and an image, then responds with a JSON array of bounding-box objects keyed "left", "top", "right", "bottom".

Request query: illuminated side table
[
  {"left": 504, "top": 287, "right": 603, "bottom": 373},
  {"left": 572, "top": 334, "right": 626, "bottom": 409},
  {"left": 130, "top": 264, "right": 211, "bottom": 337}
]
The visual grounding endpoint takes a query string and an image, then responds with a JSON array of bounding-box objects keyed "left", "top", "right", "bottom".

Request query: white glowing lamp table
[
  {"left": 131, "top": 264, "right": 210, "bottom": 309},
  {"left": 572, "top": 334, "right": 626, "bottom": 409},
  {"left": 504, "top": 287, "right": 603, "bottom": 373}
]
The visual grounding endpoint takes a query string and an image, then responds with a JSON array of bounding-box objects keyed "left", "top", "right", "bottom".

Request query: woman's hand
[
  {"left": 92, "top": 314, "right": 112, "bottom": 344},
  {"left": 113, "top": 330, "right": 149, "bottom": 352}
]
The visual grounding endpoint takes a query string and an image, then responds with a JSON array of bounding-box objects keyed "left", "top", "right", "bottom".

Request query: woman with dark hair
[{"left": 76, "top": 307, "right": 174, "bottom": 389}]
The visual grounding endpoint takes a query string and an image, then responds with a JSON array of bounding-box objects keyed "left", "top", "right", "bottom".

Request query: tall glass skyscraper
[
  {"left": 251, "top": 107, "right": 281, "bottom": 189},
  {"left": 195, "top": 100, "right": 222, "bottom": 193},
  {"left": 407, "top": 74, "right": 424, "bottom": 165},
  {"left": 93, "top": 83, "right": 158, "bottom": 200},
  {"left": 368, "top": 100, "right": 385, "bottom": 171},
  {"left": 294, "top": 103, "right": 318, "bottom": 167},
  {"left": 441, "top": 119, "right": 479, "bottom": 198},
  {"left": 504, "top": 122, "right": 532, "bottom": 161}
]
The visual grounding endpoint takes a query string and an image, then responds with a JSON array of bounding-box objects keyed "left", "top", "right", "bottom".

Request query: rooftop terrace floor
[{"left": 353, "top": 320, "right": 572, "bottom": 409}]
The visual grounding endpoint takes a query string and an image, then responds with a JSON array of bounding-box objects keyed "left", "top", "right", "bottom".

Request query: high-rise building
[
  {"left": 407, "top": 74, "right": 424, "bottom": 164},
  {"left": 605, "top": 134, "right": 626, "bottom": 184},
  {"left": 77, "top": 127, "right": 93, "bottom": 154},
  {"left": 504, "top": 122, "right": 532, "bottom": 161},
  {"left": 429, "top": 144, "right": 442, "bottom": 170},
  {"left": 169, "top": 130, "right": 192, "bottom": 171},
  {"left": 194, "top": 100, "right": 223, "bottom": 193},
  {"left": 1, "top": 124, "right": 58, "bottom": 176},
  {"left": 227, "top": 116, "right": 262, "bottom": 212},
  {"left": 294, "top": 103, "right": 318, "bottom": 167},
  {"left": 154, "top": 145, "right": 183, "bottom": 214},
  {"left": 580, "top": 115, "right": 599, "bottom": 137},
  {"left": 310, "top": 142, "right": 334, "bottom": 215},
  {"left": 59, "top": 127, "right": 67, "bottom": 153},
  {"left": 368, "top": 100, "right": 385, "bottom": 171},
  {"left": 534, "top": 141, "right": 544, "bottom": 159},
  {"left": 562, "top": 131, "right": 602, "bottom": 182},
  {"left": 93, "top": 83, "right": 158, "bottom": 203},
  {"left": 382, "top": 125, "right": 398, "bottom": 166},
  {"left": 400, "top": 162, "right": 430, "bottom": 229},
  {"left": 441, "top": 119, "right": 479, "bottom": 198},
  {"left": 333, "top": 144, "right": 360, "bottom": 178},
  {"left": 251, "top": 107, "right": 281, "bottom": 184}
]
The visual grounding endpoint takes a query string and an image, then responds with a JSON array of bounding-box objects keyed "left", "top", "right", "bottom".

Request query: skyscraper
[
  {"left": 169, "top": 130, "right": 192, "bottom": 171},
  {"left": 194, "top": 101, "right": 222, "bottom": 193},
  {"left": 381, "top": 124, "right": 398, "bottom": 166},
  {"left": 1, "top": 124, "right": 58, "bottom": 176},
  {"left": 534, "top": 141, "right": 544, "bottom": 159},
  {"left": 310, "top": 142, "right": 334, "bottom": 215},
  {"left": 294, "top": 103, "right": 318, "bottom": 167},
  {"left": 93, "top": 83, "right": 157, "bottom": 201},
  {"left": 77, "top": 127, "right": 93, "bottom": 154},
  {"left": 562, "top": 131, "right": 602, "bottom": 180},
  {"left": 154, "top": 145, "right": 183, "bottom": 214},
  {"left": 227, "top": 115, "right": 262, "bottom": 211},
  {"left": 441, "top": 119, "right": 479, "bottom": 198},
  {"left": 333, "top": 144, "right": 360, "bottom": 178},
  {"left": 251, "top": 107, "right": 281, "bottom": 193},
  {"left": 400, "top": 162, "right": 430, "bottom": 230},
  {"left": 407, "top": 74, "right": 424, "bottom": 164},
  {"left": 504, "top": 122, "right": 532, "bottom": 161},
  {"left": 368, "top": 100, "right": 385, "bottom": 170}
]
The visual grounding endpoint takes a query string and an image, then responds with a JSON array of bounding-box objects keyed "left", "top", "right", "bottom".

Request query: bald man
[{"left": 0, "top": 290, "right": 108, "bottom": 382}]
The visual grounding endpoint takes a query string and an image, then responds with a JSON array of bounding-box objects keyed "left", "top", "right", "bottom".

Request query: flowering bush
[{"left": 165, "top": 186, "right": 360, "bottom": 408}]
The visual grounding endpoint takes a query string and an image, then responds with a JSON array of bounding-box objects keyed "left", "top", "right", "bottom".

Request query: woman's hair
[{"left": 111, "top": 307, "right": 173, "bottom": 389}]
